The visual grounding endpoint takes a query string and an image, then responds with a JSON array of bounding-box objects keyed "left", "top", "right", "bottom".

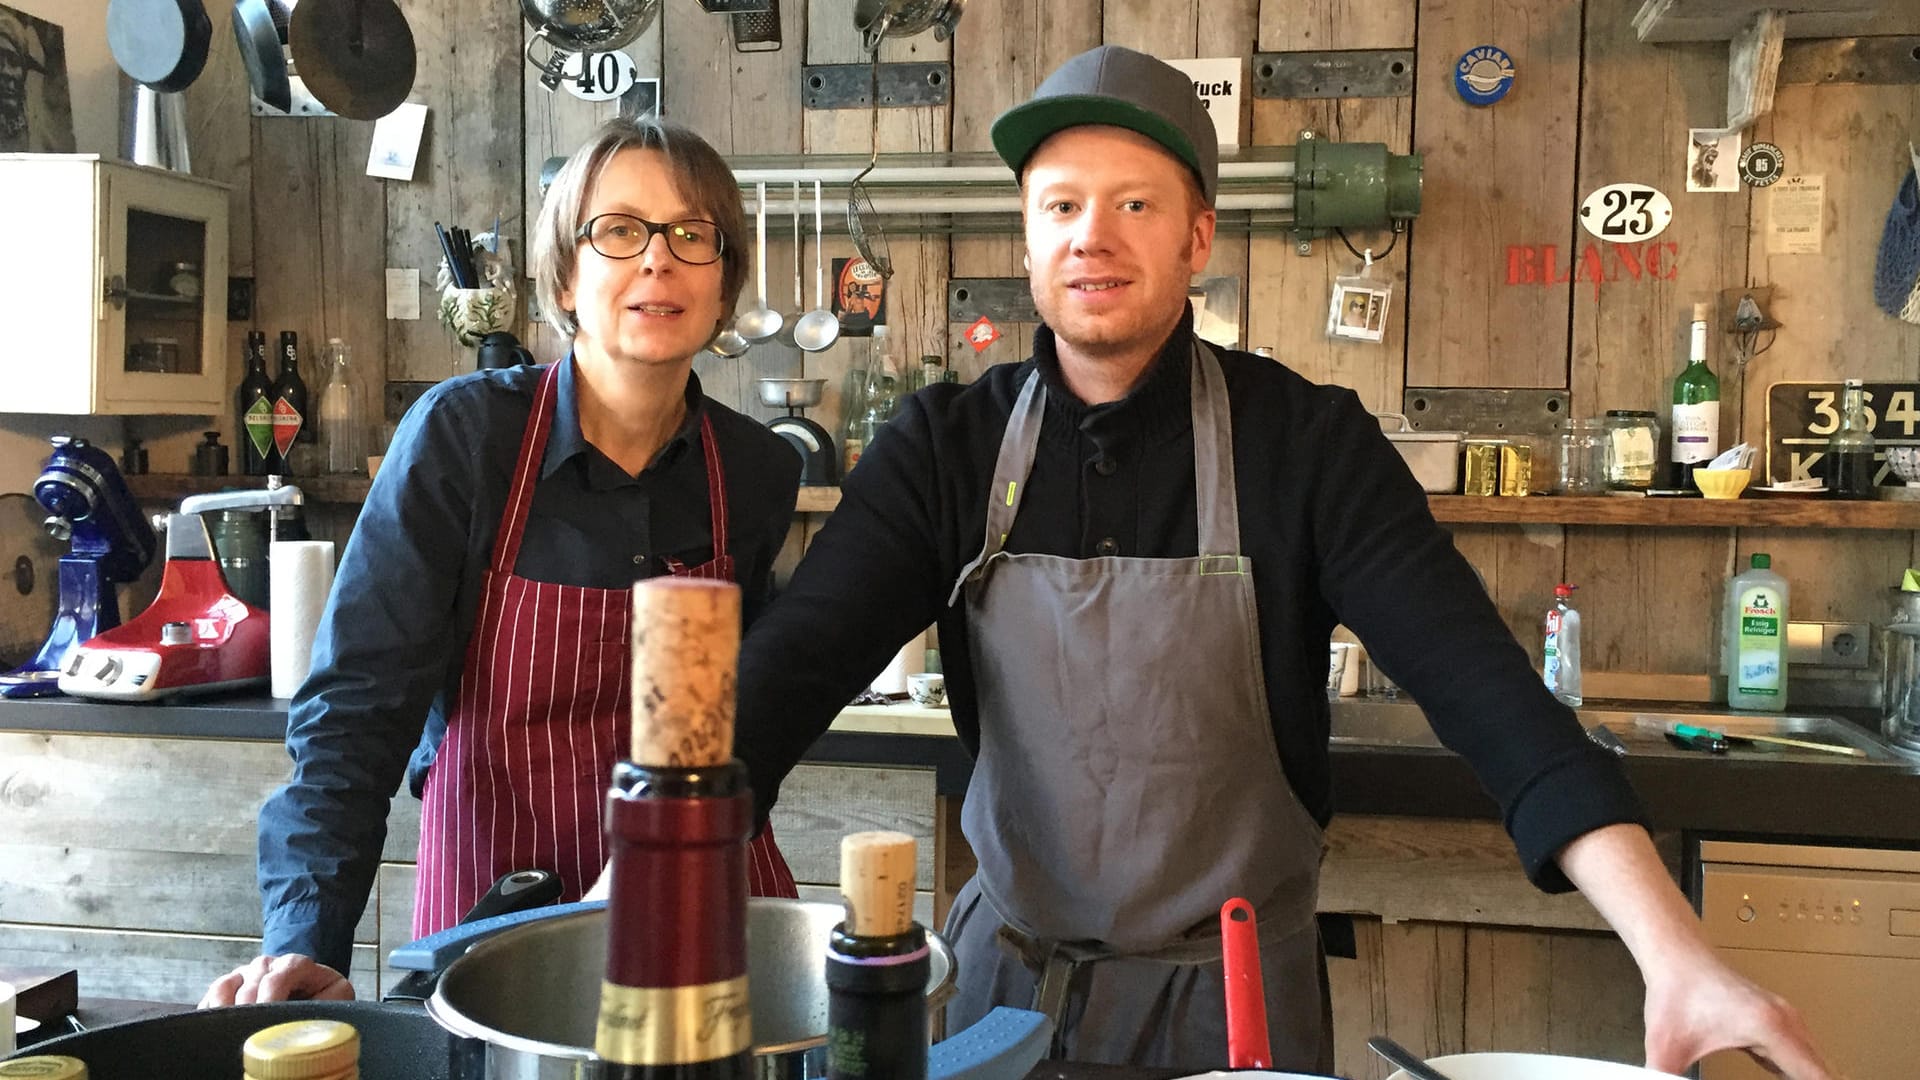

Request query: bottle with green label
[
  {"left": 236, "top": 330, "right": 275, "bottom": 475},
  {"left": 1725, "top": 553, "right": 1789, "bottom": 711}
]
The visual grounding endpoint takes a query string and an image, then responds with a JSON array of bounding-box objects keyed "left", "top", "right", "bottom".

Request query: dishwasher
[{"left": 1696, "top": 839, "right": 1920, "bottom": 1080}]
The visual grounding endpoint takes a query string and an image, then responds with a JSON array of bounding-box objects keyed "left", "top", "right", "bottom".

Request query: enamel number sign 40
[
  {"left": 1578, "top": 183, "right": 1674, "bottom": 242},
  {"left": 561, "top": 51, "right": 639, "bottom": 102}
]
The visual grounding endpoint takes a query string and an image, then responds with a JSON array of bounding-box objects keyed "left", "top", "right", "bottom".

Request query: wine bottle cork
[
  {"left": 629, "top": 578, "right": 740, "bottom": 768},
  {"left": 840, "top": 830, "right": 917, "bottom": 938},
  {"left": 1693, "top": 300, "right": 1713, "bottom": 323}
]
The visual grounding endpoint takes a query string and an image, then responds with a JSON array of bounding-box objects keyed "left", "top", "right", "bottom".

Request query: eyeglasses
[{"left": 575, "top": 213, "right": 725, "bottom": 265}]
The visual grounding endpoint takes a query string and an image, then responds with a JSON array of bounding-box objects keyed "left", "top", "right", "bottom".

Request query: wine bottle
[
  {"left": 237, "top": 331, "right": 275, "bottom": 476},
  {"left": 271, "top": 331, "right": 310, "bottom": 476},
  {"left": 827, "top": 831, "right": 929, "bottom": 1080},
  {"left": 1670, "top": 301, "right": 1720, "bottom": 490},
  {"left": 597, "top": 578, "right": 754, "bottom": 1080},
  {"left": 1823, "top": 378, "right": 1877, "bottom": 499}
]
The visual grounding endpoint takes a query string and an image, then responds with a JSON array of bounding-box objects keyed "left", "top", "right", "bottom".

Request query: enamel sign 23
[
  {"left": 561, "top": 51, "right": 639, "bottom": 102},
  {"left": 1578, "top": 183, "right": 1674, "bottom": 242}
]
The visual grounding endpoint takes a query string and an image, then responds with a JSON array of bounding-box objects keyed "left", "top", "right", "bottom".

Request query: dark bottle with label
[
  {"left": 826, "top": 831, "right": 929, "bottom": 1080},
  {"left": 1823, "top": 378, "right": 1877, "bottom": 499},
  {"left": 270, "top": 332, "right": 310, "bottom": 476},
  {"left": 596, "top": 580, "right": 754, "bottom": 1080},
  {"left": 237, "top": 331, "right": 276, "bottom": 475}
]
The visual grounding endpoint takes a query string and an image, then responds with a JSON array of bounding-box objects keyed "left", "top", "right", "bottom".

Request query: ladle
[
  {"left": 792, "top": 179, "right": 841, "bottom": 353},
  {"left": 709, "top": 322, "right": 750, "bottom": 358},
  {"left": 736, "top": 181, "right": 782, "bottom": 341},
  {"left": 1368, "top": 1036, "right": 1458, "bottom": 1080}
]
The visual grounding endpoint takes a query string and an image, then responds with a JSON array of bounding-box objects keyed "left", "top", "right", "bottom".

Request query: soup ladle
[
  {"left": 792, "top": 179, "right": 841, "bottom": 353},
  {"left": 735, "top": 181, "right": 782, "bottom": 342}
]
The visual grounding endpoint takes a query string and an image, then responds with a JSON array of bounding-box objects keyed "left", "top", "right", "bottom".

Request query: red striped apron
[{"left": 413, "top": 361, "right": 797, "bottom": 938}]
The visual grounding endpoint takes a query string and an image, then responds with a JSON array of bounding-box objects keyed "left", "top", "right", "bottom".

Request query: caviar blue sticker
[{"left": 1455, "top": 45, "right": 1515, "bottom": 106}]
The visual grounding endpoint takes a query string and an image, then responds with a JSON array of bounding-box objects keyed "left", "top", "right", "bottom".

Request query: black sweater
[{"left": 735, "top": 309, "right": 1644, "bottom": 892}]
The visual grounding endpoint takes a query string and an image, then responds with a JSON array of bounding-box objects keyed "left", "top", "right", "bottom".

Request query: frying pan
[
  {"left": 290, "top": 0, "right": 418, "bottom": 121},
  {"left": 106, "top": 0, "right": 212, "bottom": 93},
  {"left": 231, "top": 0, "right": 292, "bottom": 113}
]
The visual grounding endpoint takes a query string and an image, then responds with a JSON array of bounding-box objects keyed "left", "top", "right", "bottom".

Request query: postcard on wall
[
  {"left": 0, "top": 4, "right": 75, "bottom": 153},
  {"left": 1685, "top": 128, "right": 1741, "bottom": 193},
  {"left": 367, "top": 102, "right": 430, "bottom": 181},
  {"left": 1765, "top": 174, "right": 1825, "bottom": 255},
  {"left": 832, "top": 256, "right": 888, "bottom": 336}
]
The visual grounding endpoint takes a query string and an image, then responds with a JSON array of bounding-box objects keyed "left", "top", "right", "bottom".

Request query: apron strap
[
  {"left": 698, "top": 410, "right": 729, "bottom": 559},
  {"left": 948, "top": 370, "right": 1045, "bottom": 606},
  {"left": 489, "top": 361, "right": 562, "bottom": 575},
  {"left": 1188, "top": 340, "right": 1243, "bottom": 559}
]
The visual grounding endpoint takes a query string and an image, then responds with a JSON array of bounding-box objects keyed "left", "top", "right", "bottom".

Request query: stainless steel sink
[{"left": 1328, "top": 698, "right": 1916, "bottom": 764}]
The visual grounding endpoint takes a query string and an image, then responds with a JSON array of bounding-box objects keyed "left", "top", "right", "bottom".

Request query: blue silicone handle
[
  {"left": 387, "top": 899, "right": 606, "bottom": 972},
  {"left": 928, "top": 1007, "right": 1052, "bottom": 1080}
]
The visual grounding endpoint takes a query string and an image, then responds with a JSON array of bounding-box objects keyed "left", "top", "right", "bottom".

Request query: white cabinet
[{"left": 0, "top": 155, "right": 230, "bottom": 415}]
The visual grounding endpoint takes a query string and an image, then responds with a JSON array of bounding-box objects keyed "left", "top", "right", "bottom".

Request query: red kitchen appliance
[{"left": 59, "top": 483, "right": 303, "bottom": 701}]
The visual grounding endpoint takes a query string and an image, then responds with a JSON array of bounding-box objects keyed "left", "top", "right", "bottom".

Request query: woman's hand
[
  {"left": 198, "top": 954, "right": 353, "bottom": 1008},
  {"left": 1642, "top": 951, "right": 1830, "bottom": 1079}
]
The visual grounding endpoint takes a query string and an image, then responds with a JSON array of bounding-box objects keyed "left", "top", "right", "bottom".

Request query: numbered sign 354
[
  {"left": 561, "top": 50, "right": 640, "bottom": 101},
  {"left": 1764, "top": 381, "right": 1917, "bottom": 486}
]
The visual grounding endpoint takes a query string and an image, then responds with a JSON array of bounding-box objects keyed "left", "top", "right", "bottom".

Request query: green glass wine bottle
[{"left": 1671, "top": 301, "right": 1721, "bottom": 490}]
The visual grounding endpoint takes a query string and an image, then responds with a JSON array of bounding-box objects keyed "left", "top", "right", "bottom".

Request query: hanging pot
[
  {"left": 290, "top": 0, "right": 418, "bottom": 121},
  {"left": 851, "top": 0, "right": 964, "bottom": 54},
  {"left": 519, "top": 0, "right": 661, "bottom": 90},
  {"left": 231, "top": 0, "right": 292, "bottom": 113},
  {"left": 106, "top": 0, "right": 213, "bottom": 93}
]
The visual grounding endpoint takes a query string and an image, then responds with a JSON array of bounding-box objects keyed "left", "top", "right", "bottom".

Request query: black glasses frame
[{"left": 575, "top": 213, "right": 726, "bottom": 265}]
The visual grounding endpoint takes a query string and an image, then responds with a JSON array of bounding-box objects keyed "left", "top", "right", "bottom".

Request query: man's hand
[
  {"left": 1557, "top": 824, "right": 1831, "bottom": 1080},
  {"left": 198, "top": 955, "right": 353, "bottom": 1008}
]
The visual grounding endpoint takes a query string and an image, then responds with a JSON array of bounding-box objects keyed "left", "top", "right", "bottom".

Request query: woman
[{"left": 204, "top": 118, "right": 801, "bottom": 1005}]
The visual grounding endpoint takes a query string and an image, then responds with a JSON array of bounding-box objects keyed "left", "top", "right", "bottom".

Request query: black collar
[{"left": 1031, "top": 305, "right": 1197, "bottom": 451}]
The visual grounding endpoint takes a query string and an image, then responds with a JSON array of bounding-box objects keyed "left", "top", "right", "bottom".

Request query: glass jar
[
  {"left": 1604, "top": 410, "right": 1661, "bottom": 490},
  {"left": 1556, "top": 418, "right": 1608, "bottom": 495},
  {"left": 166, "top": 261, "right": 202, "bottom": 299}
]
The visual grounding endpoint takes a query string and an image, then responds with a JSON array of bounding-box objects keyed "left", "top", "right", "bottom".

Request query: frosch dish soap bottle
[{"left": 1726, "top": 554, "right": 1789, "bottom": 711}]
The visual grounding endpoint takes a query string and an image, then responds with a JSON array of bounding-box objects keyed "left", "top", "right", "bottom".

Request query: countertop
[{"left": 4, "top": 693, "right": 1919, "bottom": 845}]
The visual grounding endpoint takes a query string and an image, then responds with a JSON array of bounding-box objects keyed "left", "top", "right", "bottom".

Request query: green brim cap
[{"left": 991, "top": 45, "right": 1218, "bottom": 204}]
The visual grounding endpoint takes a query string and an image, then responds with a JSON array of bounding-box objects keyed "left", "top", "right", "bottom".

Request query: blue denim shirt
[{"left": 256, "top": 358, "right": 800, "bottom": 972}]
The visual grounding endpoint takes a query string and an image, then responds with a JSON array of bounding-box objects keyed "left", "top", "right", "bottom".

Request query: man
[{"left": 734, "top": 45, "right": 1829, "bottom": 1076}]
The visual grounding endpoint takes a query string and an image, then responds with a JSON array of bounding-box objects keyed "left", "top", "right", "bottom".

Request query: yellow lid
[
  {"left": 242, "top": 1019, "right": 360, "bottom": 1080},
  {"left": 0, "top": 1057, "right": 88, "bottom": 1080}
]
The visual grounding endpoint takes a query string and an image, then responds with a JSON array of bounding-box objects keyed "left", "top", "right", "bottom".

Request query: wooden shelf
[
  {"left": 126, "top": 473, "right": 372, "bottom": 505},
  {"left": 125, "top": 478, "right": 1912, "bottom": 529},
  {"left": 1430, "top": 494, "right": 1920, "bottom": 530}
]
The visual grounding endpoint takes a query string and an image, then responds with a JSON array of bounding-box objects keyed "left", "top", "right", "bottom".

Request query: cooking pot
[{"left": 420, "top": 898, "right": 955, "bottom": 1078}]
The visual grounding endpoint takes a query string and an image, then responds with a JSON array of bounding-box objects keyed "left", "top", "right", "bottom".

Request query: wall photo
[{"left": 0, "top": 4, "right": 73, "bottom": 153}]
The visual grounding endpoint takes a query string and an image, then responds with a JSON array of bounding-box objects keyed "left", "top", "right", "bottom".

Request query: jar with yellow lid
[
  {"left": 0, "top": 1057, "right": 89, "bottom": 1079},
  {"left": 243, "top": 1019, "right": 360, "bottom": 1080}
]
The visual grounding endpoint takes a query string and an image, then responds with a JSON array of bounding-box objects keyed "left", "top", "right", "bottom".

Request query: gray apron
[{"left": 941, "top": 341, "right": 1330, "bottom": 1071}]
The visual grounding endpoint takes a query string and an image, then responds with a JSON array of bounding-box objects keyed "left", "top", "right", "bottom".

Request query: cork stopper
[
  {"left": 1693, "top": 301, "right": 1713, "bottom": 323},
  {"left": 629, "top": 578, "right": 741, "bottom": 768},
  {"left": 839, "top": 830, "right": 917, "bottom": 938}
]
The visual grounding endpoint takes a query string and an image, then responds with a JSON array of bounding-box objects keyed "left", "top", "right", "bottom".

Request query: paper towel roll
[
  {"left": 270, "top": 540, "right": 336, "bottom": 699},
  {"left": 871, "top": 631, "right": 928, "bottom": 696},
  {"left": 1, "top": 978, "right": 15, "bottom": 1055}
]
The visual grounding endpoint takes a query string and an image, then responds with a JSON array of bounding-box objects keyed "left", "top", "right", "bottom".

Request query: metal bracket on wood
[
  {"left": 1251, "top": 50, "right": 1416, "bottom": 99},
  {"left": 1778, "top": 36, "right": 1920, "bottom": 85},
  {"left": 696, "top": 0, "right": 772, "bottom": 12},
  {"left": 1401, "top": 388, "right": 1573, "bottom": 438},
  {"left": 803, "top": 63, "right": 952, "bottom": 110},
  {"left": 949, "top": 279, "right": 1038, "bottom": 324}
]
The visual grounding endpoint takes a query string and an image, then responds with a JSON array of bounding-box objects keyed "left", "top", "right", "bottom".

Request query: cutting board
[{"left": 0, "top": 966, "right": 79, "bottom": 1023}]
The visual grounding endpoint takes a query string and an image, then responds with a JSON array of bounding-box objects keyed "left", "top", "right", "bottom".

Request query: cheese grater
[{"left": 731, "top": 0, "right": 781, "bottom": 52}]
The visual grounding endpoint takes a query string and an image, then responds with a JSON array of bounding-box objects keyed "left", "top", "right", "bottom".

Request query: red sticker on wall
[{"left": 965, "top": 315, "right": 1002, "bottom": 353}]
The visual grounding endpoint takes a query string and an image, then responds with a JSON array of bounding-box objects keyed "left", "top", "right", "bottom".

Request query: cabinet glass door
[{"left": 100, "top": 165, "right": 228, "bottom": 412}]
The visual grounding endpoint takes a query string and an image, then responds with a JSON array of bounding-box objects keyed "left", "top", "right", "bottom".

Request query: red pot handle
[{"left": 1220, "top": 896, "right": 1272, "bottom": 1069}]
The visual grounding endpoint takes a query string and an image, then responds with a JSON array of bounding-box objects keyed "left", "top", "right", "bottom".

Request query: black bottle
[
  {"left": 271, "top": 331, "right": 310, "bottom": 475},
  {"left": 238, "top": 330, "right": 275, "bottom": 475}
]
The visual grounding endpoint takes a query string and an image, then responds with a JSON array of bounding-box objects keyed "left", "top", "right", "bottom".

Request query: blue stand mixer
[{"left": 0, "top": 436, "right": 157, "bottom": 698}]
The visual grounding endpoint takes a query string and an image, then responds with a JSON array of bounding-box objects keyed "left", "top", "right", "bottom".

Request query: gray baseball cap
[{"left": 991, "top": 45, "right": 1218, "bottom": 204}]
